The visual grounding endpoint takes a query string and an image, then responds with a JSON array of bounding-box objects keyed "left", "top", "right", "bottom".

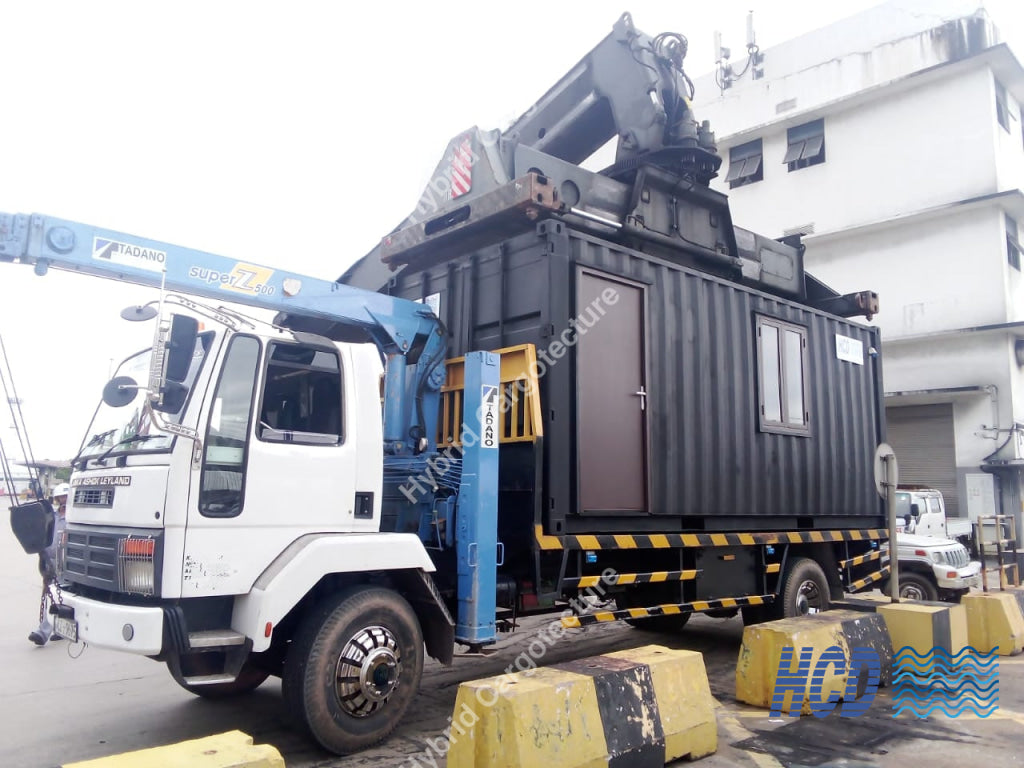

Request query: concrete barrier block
[
  {"left": 62, "top": 731, "right": 284, "bottom": 768},
  {"left": 447, "top": 644, "right": 716, "bottom": 767},
  {"left": 962, "top": 590, "right": 1024, "bottom": 656},
  {"left": 736, "top": 610, "right": 892, "bottom": 714},
  {"left": 877, "top": 601, "right": 968, "bottom": 655}
]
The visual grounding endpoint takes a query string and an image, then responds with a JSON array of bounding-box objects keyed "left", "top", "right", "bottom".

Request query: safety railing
[
  {"left": 438, "top": 343, "right": 543, "bottom": 447},
  {"left": 975, "top": 514, "right": 1020, "bottom": 591}
]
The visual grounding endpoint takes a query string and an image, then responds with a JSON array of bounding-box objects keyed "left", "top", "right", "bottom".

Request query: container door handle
[{"left": 633, "top": 386, "right": 647, "bottom": 411}]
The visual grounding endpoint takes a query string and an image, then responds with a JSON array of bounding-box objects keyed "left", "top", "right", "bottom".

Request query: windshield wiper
[{"left": 93, "top": 434, "right": 156, "bottom": 464}]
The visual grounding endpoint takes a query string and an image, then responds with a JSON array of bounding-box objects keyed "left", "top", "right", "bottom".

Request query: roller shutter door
[{"left": 886, "top": 403, "right": 958, "bottom": 517}]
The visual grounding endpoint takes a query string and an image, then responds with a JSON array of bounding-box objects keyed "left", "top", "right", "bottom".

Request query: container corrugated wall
[{"left": 386, "top": 221, "right": 885, "bottom": 533}]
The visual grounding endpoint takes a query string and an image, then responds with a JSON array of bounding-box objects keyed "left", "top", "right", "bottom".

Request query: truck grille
[
  {"left": 947, "top": 547, "right": 970, "bottom": 568},
  {"left": 62, "top": 525, "right": 163, "bottom": 594},
  {"left": 64, "top": 529, "right": 118, "bottom": 589},
  {"left": 73, "top": 488, "right": 115, "bottom": 507}
]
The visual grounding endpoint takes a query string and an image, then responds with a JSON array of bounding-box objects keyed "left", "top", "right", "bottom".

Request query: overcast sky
[{"left": 1, "top": 0, "right": 1020, "bottom": 464}]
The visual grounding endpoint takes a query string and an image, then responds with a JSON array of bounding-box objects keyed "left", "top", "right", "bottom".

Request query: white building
[{"left": 693, "top": 0, "right": 1024, "bottom": 536}]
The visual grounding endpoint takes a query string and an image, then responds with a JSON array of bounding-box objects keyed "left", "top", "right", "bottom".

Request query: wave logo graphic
[{"left": 892, "top": 646, "right": 999, "bottom": 718}]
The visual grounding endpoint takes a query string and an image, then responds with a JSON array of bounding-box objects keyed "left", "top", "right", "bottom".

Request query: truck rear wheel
[
  {"left": 780, "top": 558, "right": 830, "bottom": 618},
  {"left": 282, "top": 586, "right": 424, "bottom": 755}
]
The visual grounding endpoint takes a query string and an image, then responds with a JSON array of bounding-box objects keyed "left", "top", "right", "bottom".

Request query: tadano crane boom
[{"left": 0, "top": 212, "right": 446, "bottom": 456}]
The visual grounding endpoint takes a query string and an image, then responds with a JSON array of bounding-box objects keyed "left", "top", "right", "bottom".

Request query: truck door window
[
  {"left": 200, "top": 335, "right": 260, "bottom": 518},
  {"left": 257, "top": 342, "right": 342, "bottom": 446}
]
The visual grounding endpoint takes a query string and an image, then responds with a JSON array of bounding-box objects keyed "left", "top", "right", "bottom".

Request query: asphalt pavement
[{"left": 1, "top": 524, "right": 1021, "bottom": 767}]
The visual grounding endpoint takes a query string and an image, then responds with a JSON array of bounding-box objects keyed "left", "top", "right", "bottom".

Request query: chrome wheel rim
[
  {"left": 795, "top": 579, "right": 824, "bottom": 614},
  {"left": 901, "top": 584, "right": 926, "bottom": 601},
  {"left": 335, "top": 625, "right": 401, "bottom": 717}
]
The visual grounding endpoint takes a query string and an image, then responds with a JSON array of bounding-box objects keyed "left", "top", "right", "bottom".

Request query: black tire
[
  {"left": 282, "top": 586, "right": 424, "bottom": 755},
  {"left": 895, "top": 572, "right": 939, "bottom": 602},
  {"left": 169, "top": 656, "right": 270, "bottom": 699},
  {"left": 779, "top": 558, "right": 830, "bottom": 618},
  {"left": 620, "top": 586, "right": 691, "bottom": 632}
]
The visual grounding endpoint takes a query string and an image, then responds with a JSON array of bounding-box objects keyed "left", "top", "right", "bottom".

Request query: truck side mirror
[
  {"left": 165, "top": 315, "right": 199, "bottom": 384},
  {"left": 102, "top": 375, "right": 140, "bottom": 408},
  {"left": 910, "top": 503, "right": 920, "bottom": 517}
]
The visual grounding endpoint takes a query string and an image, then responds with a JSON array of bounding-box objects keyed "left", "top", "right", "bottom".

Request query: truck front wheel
[
  {"left": 282, "top": 586, "right": 424, "bottom": 755},
  {"left": 895, "top": 572, "right": 938, "bottom": 602}
]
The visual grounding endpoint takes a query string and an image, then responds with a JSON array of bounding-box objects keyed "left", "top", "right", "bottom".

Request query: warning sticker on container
[
  {"left": 93, "top": 237, "right": 166, "bottom": 273},
  {"left": 835, "top": 333, "right": 864, "bottom": 365},
  {"left": 481, "top": 385, "right": 499, "bottom": 449}
]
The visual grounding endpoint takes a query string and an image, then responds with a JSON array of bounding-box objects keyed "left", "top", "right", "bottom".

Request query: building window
[
  {"left": 756, "top": 316, "right": 809, "bottom": 435},
  {"left": 783, "top": 119, "right": 825, "bottom": 172},
  {"left": 996, "top": 79, "right": 1010, "bottom": 132},
  {"left": 725, "top": 139, "right": 763, "bottom": 188},
  {"left": 1007, "top": 214, "right": 1021, "bottom": 271}
]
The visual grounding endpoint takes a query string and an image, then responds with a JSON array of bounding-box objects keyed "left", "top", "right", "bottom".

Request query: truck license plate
[{"left": 54, "top": 616, "right": 78, "bottom": 643}]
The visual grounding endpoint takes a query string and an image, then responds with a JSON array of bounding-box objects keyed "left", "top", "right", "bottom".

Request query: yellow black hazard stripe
[
  {"left": 535, "top": 524, "right": 887, "bottom": 551},
  {"left": 562, "top": 594, "right": 773, "bottom": 629},
  {"left": 840, "top": 549, "right": 883, "bottom": 569},
  {"left": 848, "top": 565, "right": 890, "bottom": 592},
  {"left": 562, "top": 570, "right": 701, "bottom": 589}
]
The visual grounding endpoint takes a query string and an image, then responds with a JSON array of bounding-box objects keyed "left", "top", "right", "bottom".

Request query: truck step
[
  {"left": 182, "top": 673, "right": 237, "bottom": 686},
  {"left": 188, "top": 630, "right": 247, "bottom": 649}
]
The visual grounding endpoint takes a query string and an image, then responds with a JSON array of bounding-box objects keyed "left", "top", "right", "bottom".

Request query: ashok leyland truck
[{"left": 6, "top": 14, "right": 891, "bottom": 755}]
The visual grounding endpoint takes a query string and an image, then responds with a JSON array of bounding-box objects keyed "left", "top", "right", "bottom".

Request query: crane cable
[{"left": 0, "top": 332, "right": 41, "bottom": 501}]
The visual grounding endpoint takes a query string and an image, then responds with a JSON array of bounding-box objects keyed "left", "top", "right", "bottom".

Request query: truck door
[
  {"left": 183, "top": 336, "right": 357, "bottom": 596},
  {"left": 922, "top": 495, "right": 946, "bottom": 538},
  {"left": 576, "top": 270, "right": 649, "bottom": 514}
]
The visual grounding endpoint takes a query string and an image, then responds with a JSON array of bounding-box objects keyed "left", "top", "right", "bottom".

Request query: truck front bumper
[
  {"left": 934, "top": 560, "right": 983, "bottom": 591},
  {"left": 56, "top": 593, "right": 164, "bottom": 655}
]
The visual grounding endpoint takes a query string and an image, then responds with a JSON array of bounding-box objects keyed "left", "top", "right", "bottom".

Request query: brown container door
[{"left": 576, "top": 271, "right": 648, "bottom": 514}]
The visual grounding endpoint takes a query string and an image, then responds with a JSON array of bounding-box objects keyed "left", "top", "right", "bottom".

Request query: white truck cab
[{"left": 895, "top": 486, "right": 975, "bottom": 551}]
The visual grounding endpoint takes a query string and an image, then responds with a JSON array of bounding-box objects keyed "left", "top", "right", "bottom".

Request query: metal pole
[{"left": 885, "top": 453, "right": 900, "bottom": 603}]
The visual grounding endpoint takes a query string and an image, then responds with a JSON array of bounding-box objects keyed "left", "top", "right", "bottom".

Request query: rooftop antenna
[
  {"left": 747, "top": 11, "right": 764, "bottom": 80},
  {"left": 714, "top": 12, "right": 763, "bottom": 92}
]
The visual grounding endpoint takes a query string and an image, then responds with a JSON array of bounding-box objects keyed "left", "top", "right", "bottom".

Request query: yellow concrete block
[
  {"left": 62, "top": 731, "right": 284, "bottom": 768},
  {"left": 447, "top": 667, "right": 609, "bottom": 768},
  {"left": 736, "top": 613, "right": 850, "bottom": 714},
  {"left": 605, "top": 645, "right": 717, "bottom": 761},
  {"left": 877, "top": 602, "right": 968, "bottom": 655},
  {"left": 963, "top": 591, "right": 1024, "bottom": 656},
  {"left": 448, "top": 644, "right": 717, "bottom": 767}
]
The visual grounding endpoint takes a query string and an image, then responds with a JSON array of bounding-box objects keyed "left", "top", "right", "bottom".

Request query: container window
[
  {"left": 784, "top": 119, "right": 825, "bottom": 172},
  {"left": 757, "top": 316, "right": 809, "bottom": 435},
  {"left": 200, "top": 335, "right": 260, "bottom": 517},
  {"left": 996, "top": 79, "right": 1010, "bottom": 132},
  {"left": 726, "top": 138, "right": 763, "bottom": 188}
]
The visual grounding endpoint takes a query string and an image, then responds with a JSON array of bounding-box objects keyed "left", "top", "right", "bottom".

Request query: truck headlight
[
  {"left": 117, "top": 538, "right": 155, "bottom": 596},
  {"left": 56, "top": 529, "right": 67, "bottom": 579},
  {"left": 930, "top": 551, "right": 945, "bottom": 564}
]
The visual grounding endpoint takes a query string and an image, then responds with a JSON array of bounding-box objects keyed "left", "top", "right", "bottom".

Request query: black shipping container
[{"left": 379, "top": 220, "right": 886, "bottom": 537}]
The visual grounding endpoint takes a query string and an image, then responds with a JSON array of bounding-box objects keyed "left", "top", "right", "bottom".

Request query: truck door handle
[{"left": 633, "top": 387, "right": 647, "bottom": 411}]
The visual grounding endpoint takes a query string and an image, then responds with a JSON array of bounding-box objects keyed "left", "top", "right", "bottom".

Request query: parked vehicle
[
  {"left": 5, "top": 14, "right": 891, "bottom": 756},
  {"left": 896, "top": 486, "right": 975, "bottom": 552},
  {"left": 884, "top": 534, "right": 981, "bottom": 602}
]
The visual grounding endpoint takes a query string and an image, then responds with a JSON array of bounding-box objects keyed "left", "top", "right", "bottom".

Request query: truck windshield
[{"left": 78, "top": 333, "right": 211, "bottom": 460}]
